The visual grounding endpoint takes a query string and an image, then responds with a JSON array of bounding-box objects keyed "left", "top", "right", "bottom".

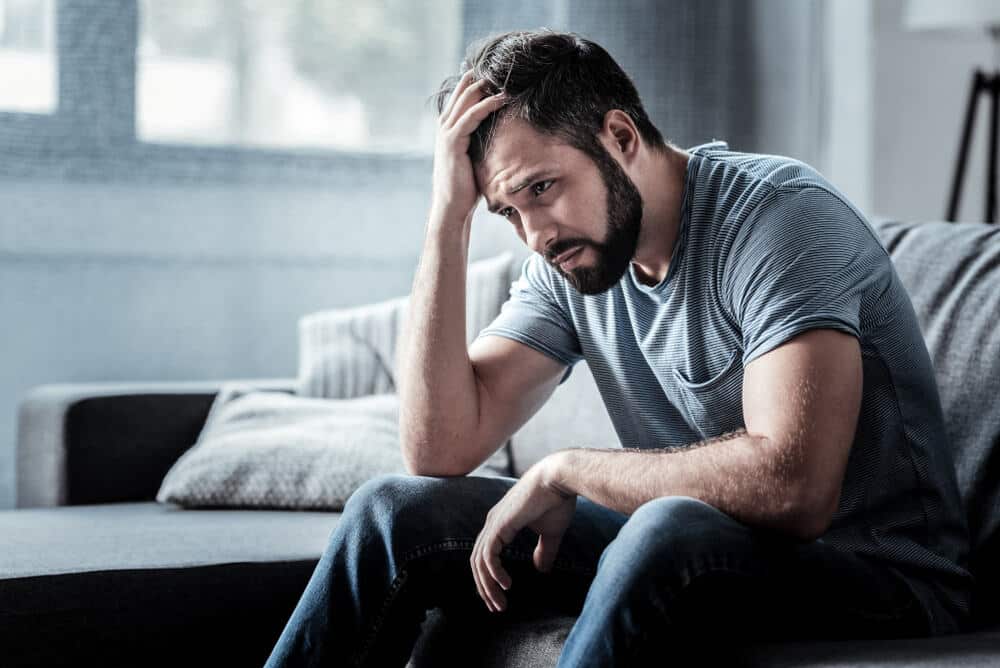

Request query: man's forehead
[{"left": 475, "top": 119, "right": 566, "bottom": 194}]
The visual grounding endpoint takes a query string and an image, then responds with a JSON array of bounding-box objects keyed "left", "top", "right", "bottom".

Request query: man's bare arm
[
  {"left": 398, "top": 71, "right": 566, "bottom": 476},
  {"left": 541, "top": 329, "right": 862, "bottom": 540}
]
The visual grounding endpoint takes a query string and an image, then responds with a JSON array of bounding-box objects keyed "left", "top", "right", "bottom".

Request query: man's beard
[{"left": 545, "top": 145, "right": 643, "bottom": 295}]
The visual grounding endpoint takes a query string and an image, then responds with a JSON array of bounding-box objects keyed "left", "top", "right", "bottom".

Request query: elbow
[
  {"left": 402, "top": 455, "right": 467, "bottom": 478},
  {"left": 398, "top": 402, "right": 477, "bottom": 477},
  {"left": 784, "top": 486, "right": 839, "bottom": 542},
  {"left": 398, "top": 431, "right": 473, "bottom": 478},
  {"left": 788, "top": 511, "right": 832, "bottom": 543}
]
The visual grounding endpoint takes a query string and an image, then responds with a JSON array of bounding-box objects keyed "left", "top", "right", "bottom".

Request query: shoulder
[
  {"left": 688, "top": 141, "right": 825, "bottom": 192},
  {"left": 720, "top": 184, "right": 892, "bottom": 295},
  {"left": 740, "top": 184, "right": 885, "bottom": 252}
]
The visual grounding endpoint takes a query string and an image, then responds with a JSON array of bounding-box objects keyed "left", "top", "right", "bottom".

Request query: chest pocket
[{"left": 670, "top": 348, "right": 745, "bottom": 440}]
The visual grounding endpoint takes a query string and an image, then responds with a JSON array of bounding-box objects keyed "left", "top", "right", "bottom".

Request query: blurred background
[{"left": 1, "top": 0, "right": 997, "bottom": 508}]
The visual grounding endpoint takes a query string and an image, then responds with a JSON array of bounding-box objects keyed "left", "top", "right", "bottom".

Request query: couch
[{"left": 3, "top": 217, "right": 999, "bottom": 667}]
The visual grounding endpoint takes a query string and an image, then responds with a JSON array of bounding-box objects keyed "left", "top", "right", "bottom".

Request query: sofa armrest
[{"left": 16, "top": 378, "right": 297, "bottom": 508}]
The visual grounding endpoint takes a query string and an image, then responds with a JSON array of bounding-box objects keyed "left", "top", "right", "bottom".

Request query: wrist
[
  {"left": 538, "top": 450, "right": 576, "bottom": 499},
  {"left": 428, "top": 200, "right": 475, "bottom": 230}
]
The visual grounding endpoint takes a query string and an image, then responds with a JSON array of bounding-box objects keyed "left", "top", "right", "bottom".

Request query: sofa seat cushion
[
  {"left": 410, "top": 608, "right": 1000, "bottom": 667},
  {"left": 0, "top": 502, "right": 339, "bottom": 668},
  {"left": 1, "top": 501, "right": 339, "bottom": 577}
]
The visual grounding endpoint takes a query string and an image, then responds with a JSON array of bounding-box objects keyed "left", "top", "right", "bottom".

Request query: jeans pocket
[{"left": 671, "top": 348, "right": 745, "bottom": 439}]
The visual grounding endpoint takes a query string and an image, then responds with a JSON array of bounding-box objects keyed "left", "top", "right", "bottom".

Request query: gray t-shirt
[{"left": 478, "top": 141, "right": 973, "bottom": 633}]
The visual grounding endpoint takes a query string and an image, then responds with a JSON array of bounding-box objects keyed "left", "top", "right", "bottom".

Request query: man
[{"left": 266, "top": 30, "right": 972, "bottom": 667}]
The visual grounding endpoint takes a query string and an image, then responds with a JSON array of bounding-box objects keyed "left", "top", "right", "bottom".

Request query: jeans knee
[
  {"left": 598, "top": 496, "right": 739, "bottom": 576},
  {"left": 628, "top": 496, "right": 724, "bottom": 543},
  {"left": 337, "top": 473, "right": 511, "bottom": 552},
  {"left": 582, "top": 497, "right": 747, "bottom": 632},
  {"left": 341, "top": 473, "right": 435, "bottom": 534}
]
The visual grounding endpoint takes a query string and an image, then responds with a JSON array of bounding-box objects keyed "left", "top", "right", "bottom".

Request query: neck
[{"left": 630, "top": 144, "right": 690, "bottom": 286}]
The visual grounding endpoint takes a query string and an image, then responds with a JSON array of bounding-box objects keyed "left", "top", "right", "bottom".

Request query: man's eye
[
  {"left": 498, "top": 207, "right": 514, "bottom": 219},
  {"left": 532, "top": 180, "right": 554, "bottom": 196}
]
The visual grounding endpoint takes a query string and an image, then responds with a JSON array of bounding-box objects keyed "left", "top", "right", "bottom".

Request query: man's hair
[{"left": 434, "top": 29, "right": 667, "bottom": 165}]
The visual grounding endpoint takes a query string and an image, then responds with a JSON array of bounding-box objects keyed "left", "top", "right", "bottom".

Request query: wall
[
  {"left": 0, "top": 175, "right": 407, "bottom": 506},
  {"left": 873, "top": 0, "right": 996, "bottom": 223},
  {"left": 821, "top": 0, "right": 873, "bottom": 215}
]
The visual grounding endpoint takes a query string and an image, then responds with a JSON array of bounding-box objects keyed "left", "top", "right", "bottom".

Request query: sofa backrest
[
  {"left": 508, "top": 361, "right": 619, "bottom": 474},
  {"left": 508, "top": 218, "right": 1000, "bottom": 609},
  {"left": 298, "top": 253, "right": 514, "bottom": 399},
  {"left": 874, "top": 219, "right": 1000, "bottom": 612},
  {"left": 296, "top": 252, "right": 516, "bottom": 477}
]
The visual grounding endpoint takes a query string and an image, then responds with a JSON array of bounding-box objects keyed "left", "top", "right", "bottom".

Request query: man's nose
[{"left": 522, "top": 213, "right": 557, "bottom": 255}]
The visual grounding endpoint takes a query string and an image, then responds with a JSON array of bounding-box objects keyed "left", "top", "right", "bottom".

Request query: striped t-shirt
[{"left": 478, "top": 141, "right": 973, "bottom": 634}]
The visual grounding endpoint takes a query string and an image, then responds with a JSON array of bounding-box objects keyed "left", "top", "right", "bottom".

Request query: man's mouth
[{"left": 553, "top": 246, "right": 583, "bottom": 270}]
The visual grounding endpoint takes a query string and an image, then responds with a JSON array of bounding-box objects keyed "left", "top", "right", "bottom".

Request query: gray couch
[{"left": 3, "top": 218, "right": 999, "bottom": 667}]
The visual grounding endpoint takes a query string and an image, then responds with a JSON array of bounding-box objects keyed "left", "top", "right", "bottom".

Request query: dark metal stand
[{"left": 947, "top": 69, "right": 1000, "bottom": 223}]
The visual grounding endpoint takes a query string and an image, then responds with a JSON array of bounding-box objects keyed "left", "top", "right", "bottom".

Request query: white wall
[
  {"left": 814, "top": 0, "right": 998, "bottom": 224},
  {"left": 872, "top": 0, "right": 996, "bottom": 223},
  {"left": 821, "top": 0, "right": 873, "bottom": 215}
]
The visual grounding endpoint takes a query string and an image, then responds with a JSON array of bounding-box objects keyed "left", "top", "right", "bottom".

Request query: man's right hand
[{"left": 431, "top": 69, "right": 508, "bottom": 224}]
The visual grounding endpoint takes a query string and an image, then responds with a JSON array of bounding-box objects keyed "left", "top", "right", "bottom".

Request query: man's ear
[{"left": 599, "top": 109, "right": 640, "bottom": 161}]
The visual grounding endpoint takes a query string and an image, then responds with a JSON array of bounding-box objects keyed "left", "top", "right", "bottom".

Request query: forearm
[
  {"left": 398, "top": 208, "right": 482, "bottom": 475},
  {"left": 545, "top": 429, "right": 819, "bottom": 539}
]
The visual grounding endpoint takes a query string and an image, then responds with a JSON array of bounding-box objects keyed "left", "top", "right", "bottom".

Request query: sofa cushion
[
  {"left": 873, "top": 219, "right": 1000, "bottom": 620},
  {"left": 0, "top": 502, "right": 339, "bottom": 667},
  {"left": 0, "top": 501, "right": 337, "bottom": 579},
  {"left": 156, "top": 390, "right": 405, "bottom": 510}
]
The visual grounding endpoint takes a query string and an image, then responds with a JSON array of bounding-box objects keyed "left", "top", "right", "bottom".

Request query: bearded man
[{"left": 266, "top": 29, "right": 972, "bottom": 668}]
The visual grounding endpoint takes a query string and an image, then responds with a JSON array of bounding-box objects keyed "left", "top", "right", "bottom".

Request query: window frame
[
  {"left": 0, "top": 0, "right": 559, "bottom": 185},
  {"left": 0, "top": 0, "right": 432, "bottom": 185}
]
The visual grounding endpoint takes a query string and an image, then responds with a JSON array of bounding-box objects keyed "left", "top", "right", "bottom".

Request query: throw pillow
[{"left": 156, "top": 385, "right": 404, "bottom": 510}]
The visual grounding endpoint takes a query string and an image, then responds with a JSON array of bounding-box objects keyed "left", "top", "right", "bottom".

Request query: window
[
  {"left": 0, "top": 0, "right": 56, "bottom": 114},
  {"left": 1, "top": 0, "right": 548, "bottom": 181},
  {"left": 136, "top": 0, "right": 461, "bottom": 153}
]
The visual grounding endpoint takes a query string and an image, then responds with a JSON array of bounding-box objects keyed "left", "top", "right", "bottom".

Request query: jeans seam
[
  {"left": 356, "top": 536, "right": 597, "bottom": 665},
  {"left": 354, "top": 539, "right": 478, "bottom": 667},
  {"left": 401, "top": 538, "right": 477, "bottom": 562},
  {"left": 354, "top": 568, "right": 409, "bottom": 667},
  {"left": 409, "top": 537, "right": 595, "bottom": 578}
]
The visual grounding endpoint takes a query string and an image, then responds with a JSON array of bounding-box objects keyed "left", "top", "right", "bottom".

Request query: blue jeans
[{"left": 265, "top": 473, "right": 930, "bottom": 667}]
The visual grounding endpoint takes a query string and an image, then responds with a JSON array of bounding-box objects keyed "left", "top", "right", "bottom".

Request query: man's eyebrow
[
  {"left": 509, "top": 171, "right": 549, "bottom": 195},
  {"left": 486, "top": 171, "right": 551, "bottom": 214}
]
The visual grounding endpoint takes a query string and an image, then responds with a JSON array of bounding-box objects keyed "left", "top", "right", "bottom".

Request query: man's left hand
[{"left": 471, "top": 456, "right": 576, "bottom": 613}]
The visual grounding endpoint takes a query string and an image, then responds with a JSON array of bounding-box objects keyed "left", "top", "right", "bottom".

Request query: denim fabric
[{"left": 265, "top": 474, "right": 932, "bottom": 668}]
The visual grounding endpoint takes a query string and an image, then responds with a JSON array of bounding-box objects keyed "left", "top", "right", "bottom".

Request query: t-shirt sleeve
[
  {"left": 476, "top": 254, "right": 583, "bottom": 377},
  {"left": 721, "top": 186, "right": 889, "bottom": 367}
]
